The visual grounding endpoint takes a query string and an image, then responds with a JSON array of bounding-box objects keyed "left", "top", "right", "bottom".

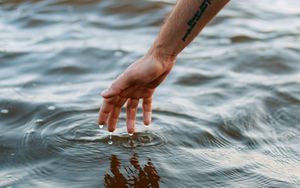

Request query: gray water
[{"left": 1, "top": 0, "right": 300, "bottom": 187}]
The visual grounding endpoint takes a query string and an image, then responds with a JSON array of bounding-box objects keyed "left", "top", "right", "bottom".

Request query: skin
[{"left": 99, "top": 0, "right": 230, "bottom": 134}]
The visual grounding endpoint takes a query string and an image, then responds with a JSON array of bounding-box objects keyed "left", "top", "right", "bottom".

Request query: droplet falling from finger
[{"left": 108, "top": 132, "right": 113, "bottom": 145}]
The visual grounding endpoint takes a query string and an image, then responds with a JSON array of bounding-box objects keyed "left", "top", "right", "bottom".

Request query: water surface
[{"left": 1, "top": 0, "right": 300, "bottom": 187}]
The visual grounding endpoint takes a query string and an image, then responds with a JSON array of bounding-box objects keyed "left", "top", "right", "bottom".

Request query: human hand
[{"left": 98, "top": 52, "right": 175, "bottom": 134}]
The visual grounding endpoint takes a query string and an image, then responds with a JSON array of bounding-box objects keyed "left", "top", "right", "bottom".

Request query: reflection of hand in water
[{"left": 104, "top": 154, "right": 160, "bottom": 188}]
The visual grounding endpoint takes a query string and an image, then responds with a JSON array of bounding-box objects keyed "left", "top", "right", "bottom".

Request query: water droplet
[
  {"left": 35, "top": 119, "right": 43, "bottom": 123},
  {"left": 145, "top": 125, "right": 150, "bottom": 133},
  {"left": 48, "top": 106, "right": 55, "bottom": 110},
  {"left": 99, "top": 124, "right": 103, "bottom": 129},
  {"left": 25, "top": 129, "right": 35, "bottom": 134},
  {"left": 1, "top": 109, "right": 9, "bottom": 114},
  {"left": 108, "top": 132, "right": 113, "bottom": 145}
]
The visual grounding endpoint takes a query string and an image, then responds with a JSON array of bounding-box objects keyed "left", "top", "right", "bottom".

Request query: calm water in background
[{"left": 1, "top": 0, "right": 300, "bottom": 187}]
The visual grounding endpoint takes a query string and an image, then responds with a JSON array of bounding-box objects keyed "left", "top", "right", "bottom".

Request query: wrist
[{"left": 147, "top": 42, "right": 177, "bottom": 68}]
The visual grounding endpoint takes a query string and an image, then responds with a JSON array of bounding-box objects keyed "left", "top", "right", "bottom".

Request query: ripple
[
  {"left": 121, "top": 132, "right": 165, "bottom": 148},
  {"left": 20, "top": 108, "right": 167, "bottom": 152},
  {"left": 174, "top": 72, "right": 222, "bottom": 86},
  {"left": 1, "top": 0, "right": 300, "bottom": 187}
]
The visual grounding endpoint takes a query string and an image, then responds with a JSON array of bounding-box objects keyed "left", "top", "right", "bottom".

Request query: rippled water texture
[{"left": 1, "top": 0, "right": 300, "bottom": 187}]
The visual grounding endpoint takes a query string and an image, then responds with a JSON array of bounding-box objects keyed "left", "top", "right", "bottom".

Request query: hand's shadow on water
[{"left": 104, "top": 153, "right": 160, "bottom": 188}]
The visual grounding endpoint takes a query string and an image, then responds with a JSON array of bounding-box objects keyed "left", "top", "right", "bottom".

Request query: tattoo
[{"left": 182, "top": 0, "right": 212, "bottom": 42}]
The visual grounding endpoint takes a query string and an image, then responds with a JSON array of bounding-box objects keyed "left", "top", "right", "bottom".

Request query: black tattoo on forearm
[{"left": 182, "top": 0, "right": 211, "bottom": 42}]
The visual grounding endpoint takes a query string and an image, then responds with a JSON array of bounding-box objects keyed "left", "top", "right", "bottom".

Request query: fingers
[
  {"left": 126, "top": 98, "right": 139, "bottom": 134},
  {"left": 98, "top": 96, "right": 127, "bottom": 129},
  {"left": 142, "top": 97, "right": 152, "bottom": 126}
]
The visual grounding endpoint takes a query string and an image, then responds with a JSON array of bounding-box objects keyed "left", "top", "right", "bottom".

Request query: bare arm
[
  {"left": 99, "top": 0, "right": 230, "bottom": 134},
  {"left": 150, "top": 0, "right": 229, "bottom": 63}
]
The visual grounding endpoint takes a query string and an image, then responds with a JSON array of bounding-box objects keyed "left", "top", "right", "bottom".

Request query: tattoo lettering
[{"left": 182, "top": 0, "right": 211, "bottom": 41}]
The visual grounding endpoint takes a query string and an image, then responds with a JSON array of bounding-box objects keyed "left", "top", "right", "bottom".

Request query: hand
[{"left": 98, "top": 52, "right": 175, "bottom": 134}]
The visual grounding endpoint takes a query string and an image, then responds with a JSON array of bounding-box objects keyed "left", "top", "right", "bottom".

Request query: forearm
[{"left": 148, "top": 0, "right": 229, "bottom": 62}]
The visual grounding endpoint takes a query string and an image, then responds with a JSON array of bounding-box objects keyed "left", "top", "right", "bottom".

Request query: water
[{"left": 1, "top": 0, "right": 300, "bottom": 187}]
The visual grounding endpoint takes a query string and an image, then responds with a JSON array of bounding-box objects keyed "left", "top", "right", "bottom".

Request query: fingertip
[
  {"left": 107, "top": 122, "right": 116, "bottom": 132},
  {"left": 108, "top": 118, "right": 118, "bottom": 133},
  {"left": 127, "top": 120, "right": 135, "bottom": 134},
  {"left": 143, "top": 112, "right": 152, "bottom": 125},
  {"left": 128, "top": 130, "right": 135, "bottom": 135},
  {"left": 108, "top": 127, "right": 115, "bottom": 132},
  {"left": 98, "top": 112, "right": 108, "bottom": 125}
]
